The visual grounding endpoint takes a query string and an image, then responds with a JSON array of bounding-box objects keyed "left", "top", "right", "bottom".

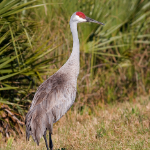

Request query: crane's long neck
[
  {"left": 60, "top": 21, "right": 80, "bottom": 79},
  {"left": 69, "top": 22, "right": 79, "bottom": 61}
]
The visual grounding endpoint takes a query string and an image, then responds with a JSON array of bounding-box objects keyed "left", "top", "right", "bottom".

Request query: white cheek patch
[{"left": 75, "top": 15, "right": 86, "bottom": 23}]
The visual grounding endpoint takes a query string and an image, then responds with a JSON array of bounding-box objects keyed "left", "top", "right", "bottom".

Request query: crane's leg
[
  {"left": 43, "top": 130, "right": 49, "bottom": 150},
  {"left": 49, "top": 132, "right": 53, "bottom": 150}
]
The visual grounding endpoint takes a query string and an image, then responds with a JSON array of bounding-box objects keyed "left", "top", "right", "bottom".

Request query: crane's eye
[{"left": 79, "top": 15, "right": 84, "bottom": 18}]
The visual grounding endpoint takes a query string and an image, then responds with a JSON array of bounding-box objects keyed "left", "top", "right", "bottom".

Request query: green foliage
[
  {"left": 0, "top": 0, "right": 60, "bottom": 137},
  {"left": 32, "top": 0, "right": 150, "bottom": 106},
  {"left": 63, "top": 0, "right": 150, "bottom": 103},
  {"left": 6, "top": 137, "right": 14, "bottom": 150}
]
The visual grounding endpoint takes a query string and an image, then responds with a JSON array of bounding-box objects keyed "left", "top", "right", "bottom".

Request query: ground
[{"left": 0, "top": 96, "right": 150, "bottom": 150}]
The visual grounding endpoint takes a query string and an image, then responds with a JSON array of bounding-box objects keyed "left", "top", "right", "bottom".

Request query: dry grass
[{"left": 0, "top": 96, "right": 150, "bottom": 150}]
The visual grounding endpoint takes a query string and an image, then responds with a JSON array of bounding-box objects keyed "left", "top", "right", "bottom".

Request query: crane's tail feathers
[{"left": 25, "top": 105, "right": 53, "bottom": 145}]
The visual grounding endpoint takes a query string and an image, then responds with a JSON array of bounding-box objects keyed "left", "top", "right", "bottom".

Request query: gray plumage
[{"left": 25, "top": 12, "right": 104, "bottom": 150}]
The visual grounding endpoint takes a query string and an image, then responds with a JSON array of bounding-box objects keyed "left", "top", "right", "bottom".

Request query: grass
[{"left": 0, "top": 95, "right": 150, "bottom": 150}]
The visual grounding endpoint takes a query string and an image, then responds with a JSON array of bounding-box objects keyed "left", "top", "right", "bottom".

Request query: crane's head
[{"left": 70, "top": 12, "right": 104, "bottom": 25}]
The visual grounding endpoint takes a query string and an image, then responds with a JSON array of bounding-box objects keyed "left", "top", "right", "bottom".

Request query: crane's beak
[{"left": 86, "top": 16, "right": 104, "bottom": 25}]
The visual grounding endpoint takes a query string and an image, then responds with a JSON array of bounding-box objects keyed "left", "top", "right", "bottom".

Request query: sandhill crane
[{"left": 25, "top": 12, "right": 104, "bottom": 150}]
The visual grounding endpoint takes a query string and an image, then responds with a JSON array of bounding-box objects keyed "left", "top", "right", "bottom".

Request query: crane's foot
[
  {"left": 49, "top": 132, "right": 53, "bottom": 150},
  {"left": 43, "top": 130, "right": 49, "bottom": 150}
]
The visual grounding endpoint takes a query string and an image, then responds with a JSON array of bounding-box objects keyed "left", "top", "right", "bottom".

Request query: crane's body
[{"left": 25, "top": 12, "right": 104, "bottom": 150}]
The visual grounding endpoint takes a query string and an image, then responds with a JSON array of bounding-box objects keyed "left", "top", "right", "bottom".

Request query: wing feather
[{"left": 25, "top": 72, "right": 77, "bottom": 144}]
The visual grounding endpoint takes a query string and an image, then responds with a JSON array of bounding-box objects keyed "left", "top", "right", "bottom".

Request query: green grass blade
[{"left": 0, "top": 87, "right": 19, "bottom": 91}]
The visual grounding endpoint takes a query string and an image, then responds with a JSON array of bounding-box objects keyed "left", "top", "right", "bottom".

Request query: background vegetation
[{"left": 0, "top": 0, "right": 150, "bottom": 149}]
